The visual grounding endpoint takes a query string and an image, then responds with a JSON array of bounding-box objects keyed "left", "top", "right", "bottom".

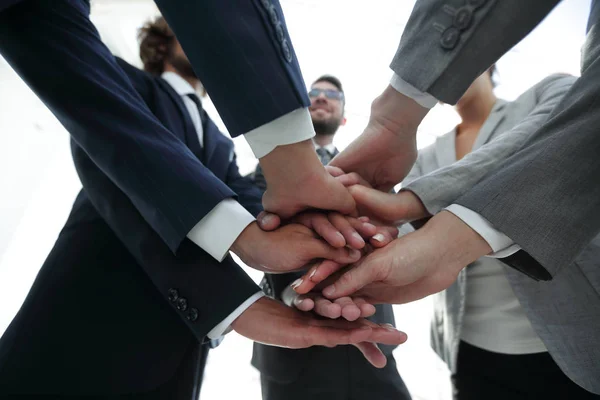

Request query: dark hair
[
  {"left": 313, "top": 75, "right": 344, "bottom": 94},
  {"left": 138, "top": 16, "right": 176, "bottom": 75}
]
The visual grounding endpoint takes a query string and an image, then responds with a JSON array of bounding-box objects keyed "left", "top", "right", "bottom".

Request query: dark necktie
[{"left": 316, "top": 147, "right": 333, "bottom": 166}]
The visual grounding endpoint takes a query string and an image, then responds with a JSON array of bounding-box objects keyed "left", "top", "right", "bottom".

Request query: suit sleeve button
[
  {"left": 176, "top": 297, "right": 188, "bottom": 311},
  {"left": 454, "top": 7, "right": 473, "bottom": 30},
  {"left": 168, "top": 288, "right": 179, "bottom": 302},
  {"left": 186, "top": 308, "right": 199, "bottom": 322},
  {"left": 440, "top": 27, "right": 460, "bottom": 50}
]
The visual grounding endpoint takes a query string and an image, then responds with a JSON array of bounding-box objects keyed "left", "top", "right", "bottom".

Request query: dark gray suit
[
  {"left": 394, "top": 0, "right": 600, "bottom": 394},
  {"left": 251, "top": 146, "right": 411, "bottom": 400}
]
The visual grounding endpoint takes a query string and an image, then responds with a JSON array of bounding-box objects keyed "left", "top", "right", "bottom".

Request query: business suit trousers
[
  {"left": 452, "top": 341, "right": 600, "bottom": 400},
  {"left": 259, "top": 345, "right": 411, "bottom": 400},
  {"left": 2, "top": 342, "right": 209, "bottom": 399}
]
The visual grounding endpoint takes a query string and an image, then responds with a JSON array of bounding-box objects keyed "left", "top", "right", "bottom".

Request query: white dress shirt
[
  {"left": 162, "top": 72, "right": 318, "bottom": 338},
  {"left": 390, "top": 73, "right": 520, "bottom": 258}
]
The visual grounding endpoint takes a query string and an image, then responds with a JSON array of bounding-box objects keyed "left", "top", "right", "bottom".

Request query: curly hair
[{"left": 138, "top": 16, "right": 176, "bottom": 76}]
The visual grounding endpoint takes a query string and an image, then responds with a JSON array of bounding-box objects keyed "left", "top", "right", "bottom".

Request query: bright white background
[{"left": 0, "top": 1, "right": 590, "bottom": 399}]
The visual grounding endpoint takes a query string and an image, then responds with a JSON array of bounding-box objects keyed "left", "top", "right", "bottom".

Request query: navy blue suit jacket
[
  {"left": 0, "top": 0, "right": 308, "bottom": 252},
  {"left": 0, "top": 59, "right": 263, "bottom": 395}
]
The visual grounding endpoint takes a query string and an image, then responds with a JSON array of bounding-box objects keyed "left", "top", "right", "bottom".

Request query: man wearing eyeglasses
[
  {"left": 252, "top": 75, "right": 346, "bottom": 190},
  {"left": 250, "top": 75, "right": 411, "bottom": 400}
]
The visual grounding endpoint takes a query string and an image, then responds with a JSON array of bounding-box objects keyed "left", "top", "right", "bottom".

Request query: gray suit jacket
[
  {"left": 403, "top": 74, "right": 600, "bottom": 394},
  {"left": 392, "top": 0, "right": 600, "bottom": 282}
]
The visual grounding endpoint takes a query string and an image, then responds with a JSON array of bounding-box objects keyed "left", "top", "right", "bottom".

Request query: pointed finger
[
  {"left": 294, "top": 261, "right": 346, "bottom": 294},
  {"left": 353, "top": 342, "right": 387, "bottom": 368}
]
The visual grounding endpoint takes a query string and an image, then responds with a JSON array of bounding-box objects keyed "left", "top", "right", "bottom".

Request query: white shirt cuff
[
  {"left": 390, "top": 73, "right": 438, "bottom": 109},
  {"left": 206, "top": 291, "right": 265, "bottom": 339},
  {"left": 186, "top": 199, "right": 256, "bottom": 262},
  {"left": 445, "top": 204, "right": 521, "bottom": 258},
  {"left": 244, "top": 108, "right": 316, "bottom": 158}
]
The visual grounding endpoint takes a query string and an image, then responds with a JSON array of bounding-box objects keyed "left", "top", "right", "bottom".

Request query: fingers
[
  {"left": 256, "top": 211, "right": 281, "bottom": 231},
  {"left": 353, "top": 342, "right": 387, "bottom": 368},
  {"left": 325, "top": 165, "right": 345, "bottom": 177},
  {"left": 295, "top": 213, "right": 346, "bottom": 248},
  {"left": 313, "top": 296, "right": 342, "bottom": 319},
  {"left": 294, "top": 261, "right": 345, "bottom": 294},
  {"left": 292, "top": 295, "right": 315, "bottom": 312},
  {"left": 348, "top": 185, "right": 401, "bottom": 223},
  {"left": 333, "top": 297, "right": 362, "bottom": 321},
  {"left": 328, "top": 213, "right": 366, "bottom": 249},
  {"left": 312, "top": 240, "right": 362, "bottom": 265},
  {"left": 369, "top": 227, "right": 398, "bottom": 248},
  {"left": 336, "top": 172, "right": 372, "bottom": 188},
  {"left": 322, "top": 258, "right": 379, "bottom": 299},
  {"left": 351, "top": 297, "right": 377, "bottom": 318}
]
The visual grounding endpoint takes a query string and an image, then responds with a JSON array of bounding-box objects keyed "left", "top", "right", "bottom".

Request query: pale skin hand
[
  {"left": 293, "top": 211, "right": 492, "bottom": 304},
  {"left": 229, "top": 222, "right": 362, "bottom": 274},
  {"left": 330, "top": 85, "right": 430, "bottom": 192},
  {"left": 231, "top": 296, "right": 408, "bottom": 368},
  {"left": 257, "top": 210, "right": 399, "bottom": 249},
  {"left": 259, "top": 139, "right": 356, "bottom": 219}
]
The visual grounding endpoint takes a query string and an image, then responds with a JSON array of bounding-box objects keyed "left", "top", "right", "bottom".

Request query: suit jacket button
[
  {"left": 467, "top": 0, "right": 486, "bottom": 9},
  {"left": 168, "top": 288, "right": 179, "bottom": 302},
  {"left": 268, "top": 5, "right": 279, "bottom": 25},
  {"left": 186, "top": 308, "right": 199, "bottom": 322},
  {"left": 454, "top": 7, "right": 473, "bottom": 30},
  {"left": 440, "top": 27, "right": 460, "bottom": 50},
  {"left": 275, "top": 23, "right": 285, "bottom": 43},
  {"left": 281, "top": 39, "right": 293, "bottom": 62},
  {"left": 176, "top": 297, "right": 188, "bottom": 311}
]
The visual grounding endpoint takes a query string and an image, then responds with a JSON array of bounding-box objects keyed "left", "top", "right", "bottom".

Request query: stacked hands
[{"left": 229, "top": 88, "right": 491, "bottom": 368}]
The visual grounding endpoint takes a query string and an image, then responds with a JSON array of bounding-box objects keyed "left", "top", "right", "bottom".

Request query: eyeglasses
[{"left": 308, "top": 88, "right": 344, "bottom": 101}]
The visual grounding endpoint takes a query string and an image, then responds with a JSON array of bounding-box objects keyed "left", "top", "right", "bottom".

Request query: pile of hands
[{"left": 228, "top": 87, "right": 489, "bottom": 368}]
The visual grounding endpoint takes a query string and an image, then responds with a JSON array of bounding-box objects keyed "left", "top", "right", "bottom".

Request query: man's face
[
  {"left": 168, "top": 40, "right": 197, "bottom": 81},
  {"left": 308, "top": 81, "right": 346, "bottom": 135}
]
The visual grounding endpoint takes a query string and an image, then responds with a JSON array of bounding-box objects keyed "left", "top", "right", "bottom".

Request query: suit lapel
[
  {"left": 155, "top": 78, "right": 204, "bottom": 160},
  {"left": 472, "top": 99, "right": 507, "bottom": 150}
]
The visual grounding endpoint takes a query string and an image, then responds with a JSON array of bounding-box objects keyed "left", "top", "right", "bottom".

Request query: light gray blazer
[
  {"left": 393, "top": 0, "right": 600, "bottom": 283},
  {"left": 402, "top": 74, "right": 600, "bottom": 394}
]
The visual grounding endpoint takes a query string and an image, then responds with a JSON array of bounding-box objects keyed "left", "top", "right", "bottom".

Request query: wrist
[
  {"left": 422, "top": 211, "right": 492, "bottom": 275},
  {"left": 371, "top": 85, "right": 428, "bottom": 136},
  {"left": 230, "top": 222, "right": 262, "bottom": 266},
  {"left": 259, "top": 139, "right": 322, "bottom": 181}
]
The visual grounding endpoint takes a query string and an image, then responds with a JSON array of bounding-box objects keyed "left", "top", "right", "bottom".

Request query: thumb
[
  {"left": 256, "top": 211, "right": 281, "bottom": 231},
  {"left": 349, "top": 185, "right": 404, "bottom": 223}
]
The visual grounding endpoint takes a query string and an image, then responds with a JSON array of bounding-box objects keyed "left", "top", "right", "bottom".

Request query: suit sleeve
[
  {"left": 391, "top": 0, "right": 561, "bottom": 104},
  {"left": 155, "top": 0, "right": 311, "bottom": 137},
  {"left": 224, "top": 151, "right": 265, "bottom": 217},
  {"left": 404, "top": 74, "right": 576, "bottom": 214},
  {"left": 70, "top": 140, "right": 260, "bottom": 341},
  {"left": 0, "top": 1, "right": 243, "bottom": 253}
]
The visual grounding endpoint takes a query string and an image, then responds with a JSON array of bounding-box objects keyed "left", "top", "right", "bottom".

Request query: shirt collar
[
  {"left": 161, "top": 71, "right": 196, "bottom": 97},
  {"left": 313, "top": 140, "right": 337, "bottom": 154}
]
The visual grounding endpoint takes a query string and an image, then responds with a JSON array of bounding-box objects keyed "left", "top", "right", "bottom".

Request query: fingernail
[
  {"left": 261, "top": 213, "right": 275, "bottom": 225},
  {"left": 382, "top": 323, "right": 397, "bottom": 331},
  {"left": 349, "top": 249, "right": 361, "bottom": 259},
  {"left": 291, "top": 278, "right": 303, "bottom": 290},
  {"left": 336, "top": 232, "right": 346, "bottom": 243},
  {"left": 323, "top": 286, "right": 335, "bottom": 297},
  {"left": 372, "top": 233, "right": 385, "bottom": 242},
  {"left": 309, "top": 268, "right": 317, "bottom": 280},
  {"left": 364, "top": 223, "right": 376, "bottom": 230},
  {"left": 352, "top": 232, "right": 365, "bottom": 244}
]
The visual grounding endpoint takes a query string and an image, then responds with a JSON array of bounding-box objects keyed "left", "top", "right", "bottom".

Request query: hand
[
  {"left": 348, "top": 185, "right": 429, "bottom": 224},
  {"left": 230, "top": 222, "right": 361, "bottom": 274},
  {"left": 231, "top": 297, "right": 407, "bottom": 368},
  {"left": 259, "top": 140, "right": 356, "bottom": 219},
  {"left": 257, "top": 210, "right": 398, "bottom": 249},
  {"left": 330, "top": 86, "right": 429, "bottom": 191},
  {"left": 281, "top": 282, "right": 376, "bottom": 321},
  {"left": 293, "top": 211, "right": 492, "bottom": 304}
]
